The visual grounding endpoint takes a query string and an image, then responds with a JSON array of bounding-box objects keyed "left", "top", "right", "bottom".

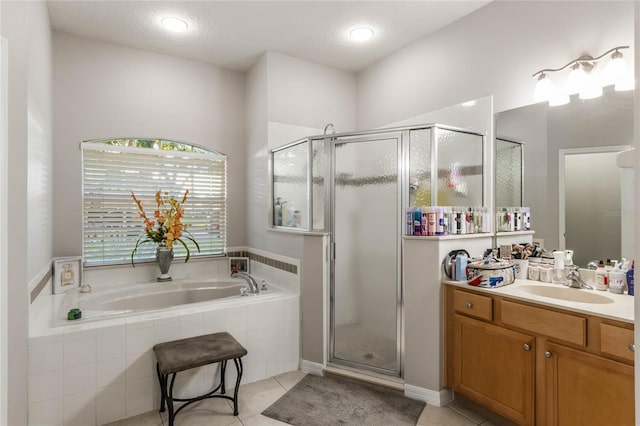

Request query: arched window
[{"left": 81, "top": 138, "right": 226, "bottom": 266}]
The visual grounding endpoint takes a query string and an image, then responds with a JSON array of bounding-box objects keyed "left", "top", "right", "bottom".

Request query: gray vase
[{"left": 156, "top": 244, "right": 174, "bottom": 282}]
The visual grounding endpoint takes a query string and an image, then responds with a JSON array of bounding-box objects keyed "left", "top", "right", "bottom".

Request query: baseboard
[
  {"left": 404, "top": 384, "right": 453, "bottom": 406},
  {"left": 300, "top": 359, "right": 324, "bottom": 376}
]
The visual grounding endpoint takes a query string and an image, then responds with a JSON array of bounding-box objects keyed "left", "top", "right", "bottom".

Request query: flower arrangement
[{"left": 130, "top": 189, "right": 200, "bottom": 265}]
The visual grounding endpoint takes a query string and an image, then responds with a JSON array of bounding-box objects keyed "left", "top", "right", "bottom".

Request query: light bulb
[
  {"left": 161, "top": 17, "right": 188, "bottom": 33},
  {"left": 566, "top": 63, "right": 586, "bottom": 94},
  {"left": 603, "top": 51, "right": 627, "bottom": 87},
  {"left": 579, "top": 71, "right": 603, "bottom": 100},
  {"left": 350, "top": 27, "right": 374, "bottom": 42},
  {"left": 534, "top": 73, "right": 553, "bottom": 102}
]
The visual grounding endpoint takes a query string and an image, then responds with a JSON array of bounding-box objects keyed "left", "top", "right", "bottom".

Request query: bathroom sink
[{"left": 519, "top": 285, "right": 614, "bottom": 304}]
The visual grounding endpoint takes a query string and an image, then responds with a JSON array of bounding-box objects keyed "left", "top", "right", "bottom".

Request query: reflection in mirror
[
  {"left": 495, "top": 138, "right": 523, "bottom": 208},
  {"left": 495, "top": 87, "right": 634, "bottom": 266}
]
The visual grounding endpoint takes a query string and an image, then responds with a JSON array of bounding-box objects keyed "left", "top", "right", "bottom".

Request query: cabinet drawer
[
  {"left": 453, "top": 289, "right": 492, "bottom": 321},
  {"left": 501, "top": 300, "right": 586, "bottom": 347},
  {"left": 601, "top": 323, "right": 635, "bottom": 362}
]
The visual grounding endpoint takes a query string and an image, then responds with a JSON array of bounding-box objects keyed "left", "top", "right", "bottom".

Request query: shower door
[{"left": 330, "top": 135, "right": 401, "bottom": 376}]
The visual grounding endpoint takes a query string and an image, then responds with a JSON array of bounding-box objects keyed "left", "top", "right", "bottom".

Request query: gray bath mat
[{"left": 262, "top": 374, "right": 425, "bottom": 425}]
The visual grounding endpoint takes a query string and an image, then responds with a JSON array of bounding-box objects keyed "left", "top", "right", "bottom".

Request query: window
[{"left": 81, "top": 138, "right": 226, "bottom": 266}]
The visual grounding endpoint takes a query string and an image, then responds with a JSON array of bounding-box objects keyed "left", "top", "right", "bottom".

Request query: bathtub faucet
[{"left": 232, "top": 272, "right": 260, "bottom": 294}]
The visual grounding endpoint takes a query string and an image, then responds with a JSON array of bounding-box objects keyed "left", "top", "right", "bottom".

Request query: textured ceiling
[{"left": 47, "top": 1, "right": 490, "bottom": 72}]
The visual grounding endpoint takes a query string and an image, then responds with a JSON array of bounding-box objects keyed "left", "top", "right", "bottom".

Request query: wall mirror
[
  {"left": 495, "top": 138, "right": 523, "bottom": 208},
  {"left": 495, "top": 87, "right": 634, "bottom": 266}
]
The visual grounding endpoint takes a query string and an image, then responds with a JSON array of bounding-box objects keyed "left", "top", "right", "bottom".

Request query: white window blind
[{"left": 81, "top": 139, "right": 227, "bottom": 266}]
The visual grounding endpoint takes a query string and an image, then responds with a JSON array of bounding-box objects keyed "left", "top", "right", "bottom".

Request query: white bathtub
[
  {"left": 58, "top": 278, "right": 272, "bottom": 323},
  {"left": 30, "top": 276, "right": 299, "bottom": 426}
]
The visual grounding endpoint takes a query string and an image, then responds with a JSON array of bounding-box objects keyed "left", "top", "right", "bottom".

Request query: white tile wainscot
[{"left": 28, "top": 284, "right": 300, "bottom": 426}]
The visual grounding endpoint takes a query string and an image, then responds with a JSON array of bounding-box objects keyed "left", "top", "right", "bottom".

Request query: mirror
[{"left": 495, "top": 87, "right": 634, "bottom": 266}]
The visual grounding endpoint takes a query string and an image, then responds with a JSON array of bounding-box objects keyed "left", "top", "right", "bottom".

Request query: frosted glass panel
[
  {"left": 436, "top": 129, "right": 483, "bottom": 206},
  {"left": 409, "top": 129, "right": 432, "bottom": 206},
  {"left": 272, "top": 142, "right": 308, "bottom": 228},
  {"left": 312, "top": 139, "right": 325, "bottom": 230},
  {"left": 332, "top": 137, "right": 398, "bottom": 373},
  {"left": 496, "top": 139, "right": 523, "bottom": 207}
]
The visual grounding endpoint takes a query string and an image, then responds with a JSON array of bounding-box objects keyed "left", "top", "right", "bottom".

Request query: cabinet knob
[
  {"left": 523, "top": 343, "right": 531, "bottom": 351},
  {"left": 544, "top": 351, "right": 552, "bottom": 358},
  {"left": 466, "top": 302, "right": 473, "bottom": 309},
  {"left": 629, "top": 343, "right": 635, "bottom": 353}
]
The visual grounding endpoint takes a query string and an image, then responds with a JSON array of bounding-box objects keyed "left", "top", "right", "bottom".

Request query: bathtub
[
  {"left": 59, "top": 278, "right": 262, "bottom": 323},
  {"left": 30, "top": 276, "right": 300, "bottom": 425}
]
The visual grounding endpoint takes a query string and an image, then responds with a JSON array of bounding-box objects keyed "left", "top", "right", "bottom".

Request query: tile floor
[{"left": 105, "top": 370, "right": 513, "bottom": 426}]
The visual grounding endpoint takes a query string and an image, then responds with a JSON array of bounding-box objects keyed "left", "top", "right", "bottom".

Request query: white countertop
[{"left": 444, "top": 278, "right": 634, "bottom": 324}]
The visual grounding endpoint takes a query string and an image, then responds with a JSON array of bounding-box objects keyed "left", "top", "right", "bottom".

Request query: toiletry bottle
[
  {"left": 427, "top": 207, "right": 437, "bottom": 236},
  {"left": 609, "top": 266, "right": 626, "bottom": 294},
  {"left": 436, "top": 207, "right": 445, "bottom": 235},
  {"left": 406, "top": 207, "right": 414, "bottom": 235},
  {"left": 421, "top": 207, "right": 428, "bottom": 235},
  {"left": 627, "top": 261, "right": 634, "bottom": 296},
  {"left": 595, "top": 260, "right": 609, "bottom": 291},
  {"left": 274, "top": 197, "right": 282, "bottom": 226},
  {"left": 293, "top": 210, "right": 301, "bottom": 227},
  {"left": 552, "top": 251, "right": 566, "bottom": 284},
  {"left": 414, "top": 207, "right": 422, "bottom": 236}
]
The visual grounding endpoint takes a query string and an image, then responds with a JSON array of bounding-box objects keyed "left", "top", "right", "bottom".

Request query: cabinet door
[
  {"left": 453, "top": 314, "right": 535, "bottom": 426},
  {"left": 544, "top": 342, "right": 634, "bottom": 426}
]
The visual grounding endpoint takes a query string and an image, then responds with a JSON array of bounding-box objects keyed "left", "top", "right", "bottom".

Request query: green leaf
[{"left": 175, "top": 238, "right": 191, "bottom": 262}]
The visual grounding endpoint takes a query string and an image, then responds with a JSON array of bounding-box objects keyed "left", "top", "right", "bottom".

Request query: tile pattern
[
  {"left": 104, "top": 372, "right": 511, "bottom": 426},
  {"left": 227, "top": 251, "right": 297, "bottom": 274},
  {"left": 28, "top": 295, "right": 300, "bottom": 425},
  {"left": 30, "top": 267, "right": 52, "bottom": 303}
]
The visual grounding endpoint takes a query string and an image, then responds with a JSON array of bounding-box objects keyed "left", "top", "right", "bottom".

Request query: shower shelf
[{"left": 403, "top": 233, "right": 492, "bottom": 241}]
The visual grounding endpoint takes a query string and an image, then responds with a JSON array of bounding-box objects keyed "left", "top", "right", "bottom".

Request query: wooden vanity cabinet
[
  {"left": 445, "top": 286, "right": 635, "bottom": 426},
  {"left": 453, "top": 314, "right": 535, "bottom": 425},
  {"left": 544, "top": 341, "right": 634, "bottom": 426}
]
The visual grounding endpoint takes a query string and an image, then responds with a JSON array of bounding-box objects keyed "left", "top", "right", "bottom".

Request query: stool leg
[
  {"left": 167, "top": 373, "right": 177, "bottom": 426},
  {"left": 156, "top": 363, "right": 166, "bottom": 413},
  {"left": 232, "top": 358, "right": 243, "bottom": 416},
  {"left": 220, "top": 360, "right": 227, "bottom": 394}
]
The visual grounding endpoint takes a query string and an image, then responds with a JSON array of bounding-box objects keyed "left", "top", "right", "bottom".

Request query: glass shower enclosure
[{"left": 270, "top": 124, "right": 485, "bottom": 377}]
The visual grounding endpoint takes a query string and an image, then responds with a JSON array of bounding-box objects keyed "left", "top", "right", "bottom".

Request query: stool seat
[
  {"left": 154, "top": 332, "right": 247, "bottom": 375},
  {"left": 153, "top": 331, "right": 247, "bottom": 425}
]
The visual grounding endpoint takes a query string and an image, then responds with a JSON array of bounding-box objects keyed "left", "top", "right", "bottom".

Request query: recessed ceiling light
[
  {"left": 161, "top": 17, "right": 189, "bottom": 33},
  {"left": 350, "top": 27, "right": 374, "bottom": 42}
]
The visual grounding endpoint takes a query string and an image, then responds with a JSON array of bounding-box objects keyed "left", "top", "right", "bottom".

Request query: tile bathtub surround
[
  {"left": 28, "top": 294, "right": 300, "bottom": 426},
  {"left": 227, "top": 251, "right": 298, "bottom": 275}
]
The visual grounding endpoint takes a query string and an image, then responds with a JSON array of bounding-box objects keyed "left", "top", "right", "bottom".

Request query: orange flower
[{"left": 131, "top": 188, "right": 200, "bottom": 266}]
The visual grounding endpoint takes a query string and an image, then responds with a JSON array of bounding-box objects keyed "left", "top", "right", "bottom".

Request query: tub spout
[{"left": 232, "top": 272, "right": 260, "bottom": 294}]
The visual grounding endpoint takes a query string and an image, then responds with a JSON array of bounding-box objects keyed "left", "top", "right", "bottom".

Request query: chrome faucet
[
  {"left": 232, "top": 272, "right": 260, "bottom": 294},
  {"left": 564, "top": 266, "right": 594, "bottom": 290}
]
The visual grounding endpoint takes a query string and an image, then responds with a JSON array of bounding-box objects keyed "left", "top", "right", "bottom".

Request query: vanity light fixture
[
  {"left": 161, "top": 17, "right": 189, "bottom": 33},
  {"left": 350, "top": 27, "right": 374, "bottom": 42},
  {"left": 532, "top": 46, "right": 633, "bottom": 106}
]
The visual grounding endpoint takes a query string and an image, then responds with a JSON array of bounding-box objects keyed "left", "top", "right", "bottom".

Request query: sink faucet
[
  {"left": 232, "top": 272, "right": 260, "bottom": 294},
  {"left": 564, "top": 266, "right": 594, "bottom": 290}
]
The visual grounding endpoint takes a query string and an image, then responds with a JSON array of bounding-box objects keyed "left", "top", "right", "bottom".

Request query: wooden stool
[{"left": 153, "top": 332, "right": 247, "bottom": 426}]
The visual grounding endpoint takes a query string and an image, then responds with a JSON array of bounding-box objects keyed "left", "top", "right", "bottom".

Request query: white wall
[
  {"left": 52, "top": 32, "right": 246, "bottom": 256},
  {"left": 0, "top": 1, "right": 53, "bottom": 424},
  {"left": 27, "top": 3, "right": 54, "bottom": 281},
  {"left": 356, "top": 1, "right": 634, "bottom": 129},
  {"left": 245, "top": 51, "right": 356, "bottom": 258}
]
